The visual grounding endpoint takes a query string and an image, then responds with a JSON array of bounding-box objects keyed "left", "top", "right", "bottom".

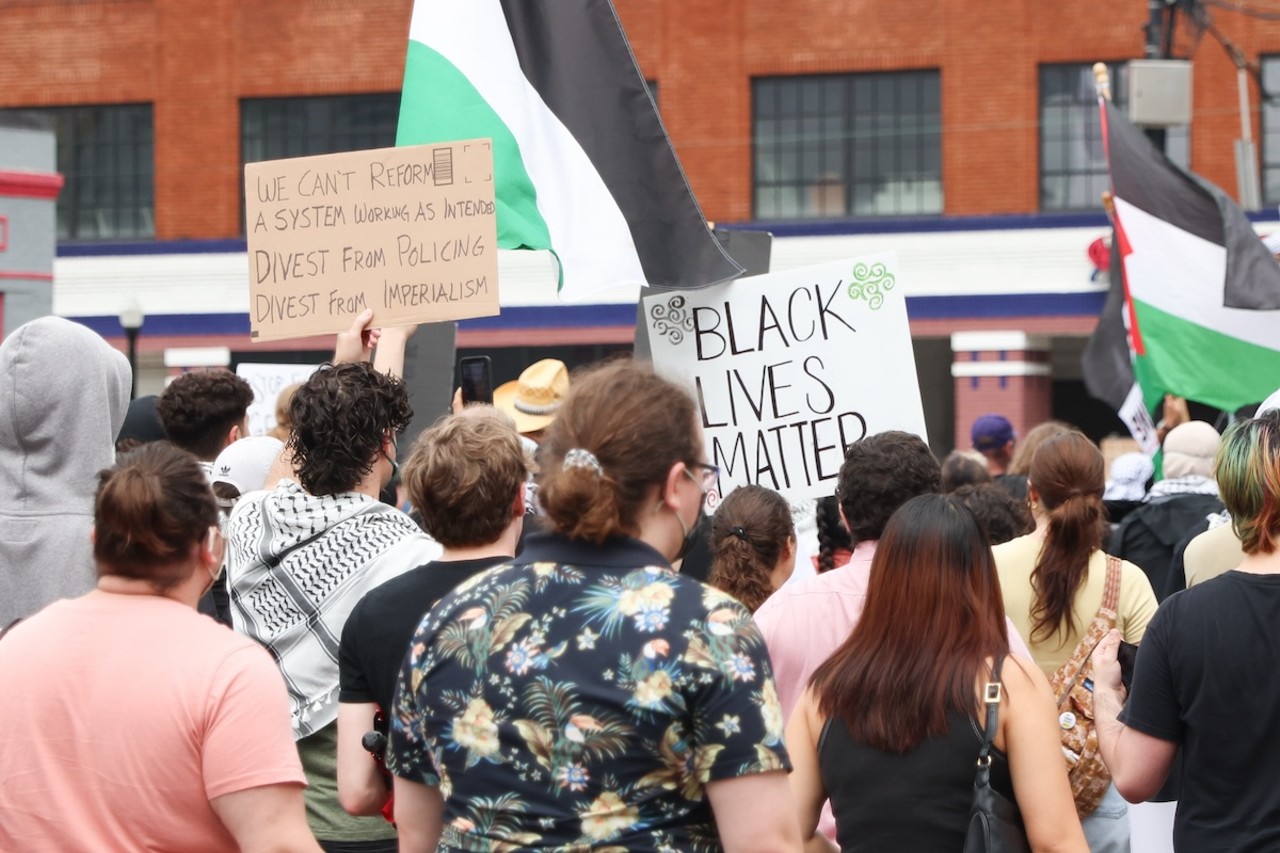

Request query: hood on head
[
  {"left": 1162, "top": 421, "right": 1220, "bottom": 481},
  {"left": 0, "top": 317, "right": 132, "bottom": 513}
]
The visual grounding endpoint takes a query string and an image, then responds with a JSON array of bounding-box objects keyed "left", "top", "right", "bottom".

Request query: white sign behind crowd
[
  {"left": 644, "top": 254, "right": 926, "bottom": 504},
  {"left": 236, "top": 362, "right": 321, "bottom": 437}
]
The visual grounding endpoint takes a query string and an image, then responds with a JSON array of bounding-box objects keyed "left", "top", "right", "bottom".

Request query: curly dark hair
[
  {"left": 950, "top": 483, "right": 1034, "bottom": 546},
  {"left": 155, "top": 370, "right": 255, "bottom": 460},
  {"left": 288, "top": 362, "right": 413, "bottom": 496},
  {"left": 835, "top": 431, "right": 941, "bottom": 546}
]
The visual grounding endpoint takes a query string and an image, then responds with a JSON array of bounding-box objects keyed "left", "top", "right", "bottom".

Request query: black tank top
[{"left": 818, "top": 709, "right": 1016, "bottom": 850}]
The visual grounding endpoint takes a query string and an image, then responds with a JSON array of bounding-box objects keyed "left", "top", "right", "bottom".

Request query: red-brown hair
[
  {"left": 1028, "top": 430, "right": 1106, "bottom": 643},
  {"left": 94, "top": 442, "right": 219, "bottom": 590},
  {"left": 810, "top": 494, "right": 1010, "bottom": 753}
]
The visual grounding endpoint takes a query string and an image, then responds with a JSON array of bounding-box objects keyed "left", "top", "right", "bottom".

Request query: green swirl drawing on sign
[{"left": 846, "top": 262, "right": 895, "bottom": 310}]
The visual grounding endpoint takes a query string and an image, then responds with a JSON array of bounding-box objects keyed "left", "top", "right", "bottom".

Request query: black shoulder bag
[{"left": 963, "top": 654, "right": 1031, "bottom": 853}]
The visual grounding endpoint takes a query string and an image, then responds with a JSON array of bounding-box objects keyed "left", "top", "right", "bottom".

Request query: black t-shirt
[
  {"left": 1120, "top": 571, "right": 1280, "bottom": 851},
  {"left": 338, "top": 557, "right": 507, "bottom": 712}
]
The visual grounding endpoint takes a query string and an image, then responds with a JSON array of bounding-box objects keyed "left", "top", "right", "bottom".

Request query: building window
[
  {"left": 1, "top": 104, "right": 155, "bottom": 241},
  {"left": 1262, "top": 56, "right": 1280, "bottom": 205},
  {"left": 1040, "top": 63, "right": 1190, "bottom": 211},
  {"left": 752, "top": 71, "right": 942, "bottom": 219},
  {"left": 241, "top": 94, "right": 400, "bottom": 165}
]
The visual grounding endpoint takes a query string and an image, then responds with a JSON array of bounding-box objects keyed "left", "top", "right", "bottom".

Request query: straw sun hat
[{"left": 493, "top": 359, "right": 570, "bottom": 435}]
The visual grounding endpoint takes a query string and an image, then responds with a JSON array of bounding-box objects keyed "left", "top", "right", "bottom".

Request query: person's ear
[
  {"left": 661, "top": 461, "right": 687, "bottom": 510},
  {"left": 227, "top": 422, "right": 243, "bottom": 445},
  {"left": 837, "top": 504, "right": 851, "bottom": 533},
  {"left": 512, "top": 485, "right": 526, "bottom": 519}
]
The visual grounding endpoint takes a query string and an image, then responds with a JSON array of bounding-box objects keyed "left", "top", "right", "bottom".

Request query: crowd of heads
[{"left": 15, "top": 304, "right": 1280, "bottom": 852}]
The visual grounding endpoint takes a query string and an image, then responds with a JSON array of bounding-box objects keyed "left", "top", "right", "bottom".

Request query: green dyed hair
[{"left": 1215, "top": 411, "right": 1280, "bottom": 555}]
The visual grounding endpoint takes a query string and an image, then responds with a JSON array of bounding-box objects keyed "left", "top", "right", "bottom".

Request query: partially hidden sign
[
  {"left": 644, "top": 254, "right": 927, "bottom": 504},
  {"left": 244, "top": 140, "right": 499, "bottom": 342}
]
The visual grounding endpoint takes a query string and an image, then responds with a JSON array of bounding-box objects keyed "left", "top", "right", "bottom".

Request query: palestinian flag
[
  {"left": 1086, "top": 97, "right": 1280, "bottom": 415},
  {"left": 396, "top": 0, "right": 743, "bottom": 301}
]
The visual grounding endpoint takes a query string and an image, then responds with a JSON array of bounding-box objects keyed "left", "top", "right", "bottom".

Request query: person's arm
[
  {"left": 392, "top": 776, "right": 444, "bottom": 852},
  {"left": 333, "top": 308, "right": 380, "bottom": 365},
  {"left": 336, "top": 702, "right": 389, "bottom": 816},
  {"left": 1000, "top": 655, "right": 1089, "bottom": 853},
  {"left": 706, "top": 771, "right": 803, "bottom": 853},
  {"left": 1091, "top": 628, "right": 1179, "bottom": 801},
  {"left": 372, "top": 324, "right": 418, "bottom": 380},
  {"left": 211, "top": 783, "right": 322, "bottom": 853},
  {"left": 783, "top": 690, "right": 839, "bottom": 853}
]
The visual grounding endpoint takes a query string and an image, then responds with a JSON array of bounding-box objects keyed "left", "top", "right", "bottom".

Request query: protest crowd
[{"left": 4, "top": 308, "right": 1280, "bottom": 853}]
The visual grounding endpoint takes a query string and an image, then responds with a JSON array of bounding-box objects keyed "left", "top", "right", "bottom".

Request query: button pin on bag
[{"left": 1059, "top": 711, "right": 1077, "bottom": 730}]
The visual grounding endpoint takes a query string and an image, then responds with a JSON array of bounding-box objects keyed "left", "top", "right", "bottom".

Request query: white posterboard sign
[
  {"left": 236, "top": 362, "right": 321, "bottom": 437},
  {"left": 643, "top": 254, "right": 927, "bottom": 505}
]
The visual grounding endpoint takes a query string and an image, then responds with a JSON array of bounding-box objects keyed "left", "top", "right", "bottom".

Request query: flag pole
[{"left": 1091, "top": 59, "right": 1164, "bottom": 456}]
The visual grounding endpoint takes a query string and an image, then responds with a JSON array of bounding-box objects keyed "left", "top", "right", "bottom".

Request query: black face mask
[{"left": 673, "top": 506, "right": 701, "bottom": 565}]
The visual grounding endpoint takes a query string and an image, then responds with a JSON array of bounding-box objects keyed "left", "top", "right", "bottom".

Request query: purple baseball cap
[{"left": 971, "top": 414, "right": 1015, "bottom": 451}]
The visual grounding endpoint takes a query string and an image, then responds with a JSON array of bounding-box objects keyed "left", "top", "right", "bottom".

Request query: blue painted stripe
[
  {"left": 58, "top": 238, "right": 249, "bottom": 257},
  {"left": 69, "top": 292, "right": 1105, "bottom": 338},
  {"left": 54, "top": 207, "right": 1280, "bottom": 257}
]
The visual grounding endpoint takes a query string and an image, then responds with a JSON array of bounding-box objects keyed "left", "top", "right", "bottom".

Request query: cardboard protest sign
[
  {"left": 244, "top": 140, "right": 499, "bottom": 342},
  {"left": 235, "top": 362, "right": 320, "bottom": 436},
  {"left": 644, "top": 254, "right": 926, "bottom": 505}
]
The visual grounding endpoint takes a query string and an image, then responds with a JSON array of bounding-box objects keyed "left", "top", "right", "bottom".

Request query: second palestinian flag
[{"left": 1099, "top": 97, "right": 1280, "bottom": 413}]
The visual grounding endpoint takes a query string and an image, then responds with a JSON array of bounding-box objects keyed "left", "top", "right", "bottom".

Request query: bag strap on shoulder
[
  {"left": 1053, "top": 554, "right": 1124, "bottom": 701},
  {"left": 977, "top": 654, "right": 1005, "bottom": 772},
  {"left": 1101, "top": 554, "right": 1122, "bottom": 612}
]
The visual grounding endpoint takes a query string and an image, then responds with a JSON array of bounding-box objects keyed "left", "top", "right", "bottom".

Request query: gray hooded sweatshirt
[{"left": 0, "top": 317, "right": 130, "bottom": 625}]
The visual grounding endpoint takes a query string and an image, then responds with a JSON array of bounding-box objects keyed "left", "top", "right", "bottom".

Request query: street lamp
[{"left": 119, "top": 300, "right": 145, "bottom": 400}]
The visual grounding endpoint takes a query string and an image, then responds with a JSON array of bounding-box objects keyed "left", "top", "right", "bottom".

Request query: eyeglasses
[{"left": 685, "top": 461, "right": 720, "bottom": 493}]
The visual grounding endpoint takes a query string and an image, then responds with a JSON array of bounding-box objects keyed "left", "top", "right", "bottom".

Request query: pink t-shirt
[{"left": 0, "top": 592, "right": 306, "bottom": 852}]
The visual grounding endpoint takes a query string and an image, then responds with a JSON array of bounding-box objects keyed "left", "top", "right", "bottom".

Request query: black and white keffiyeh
[
  {"left": 1144, "top": 475, "right": 1219, "bottom": 502},
  {"left": 226, "top": 480, "right": 440, "bottom": 738}
]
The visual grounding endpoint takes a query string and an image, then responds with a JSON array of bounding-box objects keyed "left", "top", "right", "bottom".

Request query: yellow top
[
  {"left": 1184, "top": 521, "right": 1244, "bottom": 588},
  {"left": 993, "top": 533, "right": 1158, "bottom": 677}
]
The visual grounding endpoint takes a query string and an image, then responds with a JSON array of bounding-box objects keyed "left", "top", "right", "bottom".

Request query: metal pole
[
  {"left": 125, "top": 328, "right": 139, "bottom": 400},
  {"left": 1143, "top": 0, "right": 1168, "bottom": 153},
  {"left": 1236, "top": 64, "right": 1263, "bottom": 210}
]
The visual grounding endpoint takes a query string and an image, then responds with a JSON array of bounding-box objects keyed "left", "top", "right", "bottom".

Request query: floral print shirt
[{"left": 387, "top": 534, "right": 790, "bottom": 852}]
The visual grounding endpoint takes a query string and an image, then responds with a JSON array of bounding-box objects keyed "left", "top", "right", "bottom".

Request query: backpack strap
[
  {"left": 1053, "top": 554, "right": 1123, "bottom": 703},
  {"left": 1101, "top": 554, "right": 1122, "bottom": 613}
]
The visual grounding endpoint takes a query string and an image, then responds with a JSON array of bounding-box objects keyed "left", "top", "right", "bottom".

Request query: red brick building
[{"left": 3, "top": 0, "right": 1278, "bottom": 450}]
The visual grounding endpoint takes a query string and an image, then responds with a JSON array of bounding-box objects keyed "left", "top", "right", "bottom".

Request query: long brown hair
[
  {"left": 810, "top": 494, "right": 1009, "bottom": 753},
  {"left": 708, "top": 485, "right": 793, "bottom": 611},
  {"left": 1027, "top": 431, "right": 1106, "bottom": 643}
]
